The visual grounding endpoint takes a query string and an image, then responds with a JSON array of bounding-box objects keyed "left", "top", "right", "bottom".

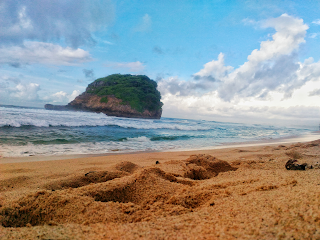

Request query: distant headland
[{"left": 45, "top": 74, "right": 163, "bottom": 119}]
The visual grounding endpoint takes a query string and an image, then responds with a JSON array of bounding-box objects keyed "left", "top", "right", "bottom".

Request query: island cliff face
[{"left": 45, "top": 74, "right": 163, "bottom": 119}]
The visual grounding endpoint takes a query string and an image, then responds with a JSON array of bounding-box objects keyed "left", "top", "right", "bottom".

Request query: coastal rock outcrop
[{"left": 45, "top": 74, "right": 163, "bottom": 119}]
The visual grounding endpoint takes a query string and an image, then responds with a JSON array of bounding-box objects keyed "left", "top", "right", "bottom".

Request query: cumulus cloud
[
  {"left": 51, "top": 91, "right": 68, "bottom": 102},
  {"left": 259, "top": 14, "right": 307, "bottom": 56},
  {"left": 0, "top": 41, "right": 92, "bottom": 66},
  {"left": 133, "top": 14, "right": 152, "bottom": 32},
  {"left": 44, "top": 90, "right": 81, "bottom": 104},
  {"left": 69, "top": 90, "right": 81, "bottom": 101},
  {"left": 159, "top": 14, "right": 309, "bottom": 103},
  {"left": 0, "top": 0, "right": 114, "bottom": 47},
  {"left": 158, "top": 54, "right": 233, "bottom": 96},
  {"left": 162, "top": 14, "right": 309, "bottom": 100},
  {"left": 0, "top": 77, "right": 15, "bottom": 98},
  {"left": 193, "top": 53, "right": 233, "bottom": 82},
  {"left": 11, "top": 83, "right": 40, "bottom": 101},
  {"left": 217, "top": 14, "right": 308, "bottom": 101},
  {"left": 0, "top": 78, "right": 41, "bottom": 103},
  {"left": 158, "top": 14, "right": 320, "bottom": 125},
  {"left": 0, "top": 74, "right": 82, "bottom": 106},
  {"left": 105, "top": 61, "right": 145, "bottom": 72}
]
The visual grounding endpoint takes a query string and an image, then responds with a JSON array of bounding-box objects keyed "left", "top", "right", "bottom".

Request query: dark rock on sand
[{"left": 285, "top": 159, "right": 307, "bottom": 170}]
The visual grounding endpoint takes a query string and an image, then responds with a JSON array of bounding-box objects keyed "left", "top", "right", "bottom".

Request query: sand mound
[
  {"left": 0, "top": 168, "right": 189, "bottom": 227},
  {"left": 184, "top": 154, "right": 237, "bottom": 180},
  {"left": 44, "top": 170, "right": 129, "bottom": 190},
  {"left": 0, "top": 156, "right": 238, "bottom": 228},
  {"left": 113, "top": 161, "right": 141, "bottom": 173},
  {"left": 81, "top": 167, "right": 184, "bottom": 204},
  {"left": 155, "top": 154, "right": 237, "bottom": 180}
]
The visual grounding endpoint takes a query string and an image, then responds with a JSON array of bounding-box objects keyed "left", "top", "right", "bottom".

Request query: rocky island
[{"left": 45, "top": 74, "right": 163, "bottom": 119}]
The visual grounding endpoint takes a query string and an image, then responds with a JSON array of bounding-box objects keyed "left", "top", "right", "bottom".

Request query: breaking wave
[
  {"left": 0, "top": 106, "right": 315, "bottom": 157},
  {"left": 0, "top": 107, "right": 210, "bottom": 131}
]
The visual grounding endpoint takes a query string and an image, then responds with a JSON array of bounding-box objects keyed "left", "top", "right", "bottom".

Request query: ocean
[{"left": 0, "top": 105, "right": 316, "bottom": 157}]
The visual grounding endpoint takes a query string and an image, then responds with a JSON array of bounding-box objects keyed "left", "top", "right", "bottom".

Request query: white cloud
[
  {"left": 159, "top": 14, "right": 320, "bottom": 125},
  {"left": 0, "top": 0, "right": 115, "bottom": 47},
  {"left": 257, "top": 13, "right": 308, "bottom": 59},
  {"left": 4, "top": 82, "right": 41, "bottom": 102},
  {"left": 161, "top": 14, "right": 309, "bottom": 101},
  {"left": 105, "top": 61, "right": 145, "bottom": 72},
  {"left": 0, "top": 75, "right": 33, "bottom": 105},
  {"left": 211, "top": 14, "right": 308, "bottom": 101},
  {"left": 44, "top": 90, "right": 81, "bottom": 104},
  {"left": 312, "top": 19, "right": 320, "bottom": 25},
  {"left": 51, "top": 91, "right": 68, "bottom": 103},
  {"left": 242, "top": 18, "right": 260, "bottom": 28},
  {"left": 69, "top": 90, "right": 81, "bottom": 102},
  {"left": 194, "top": 53, "right": 233, "bottom": 81},
  {"left": 309, "top": 33, "right": 318, "bottom": 39},
  {"left": 0, "top": 75, "right": 41, "bottom": 104},
  {"left": 0, "top": 41, "right": 93, "bottom": 66},
  {"left": 133, "top": 14, "right": 152, "bottom": 32},
  {"left": 161, "top": 87, "right": 320, "bottom": 125}
]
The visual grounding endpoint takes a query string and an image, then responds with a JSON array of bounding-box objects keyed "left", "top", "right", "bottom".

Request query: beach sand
[{"left": 1, "top": 139, "right": 320, "bottom": 239}]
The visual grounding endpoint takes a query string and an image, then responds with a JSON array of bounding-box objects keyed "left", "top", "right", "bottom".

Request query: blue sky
[{"left": 1, "top": 0, "right": 320, "bottom": 126}]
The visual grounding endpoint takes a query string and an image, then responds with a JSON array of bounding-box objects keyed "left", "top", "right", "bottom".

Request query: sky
[{"left": 1, "top": 0, "right": 320, "bottom": 126}]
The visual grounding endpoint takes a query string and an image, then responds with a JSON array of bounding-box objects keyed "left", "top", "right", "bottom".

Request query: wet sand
[{"left": 1, "top": 138, "right": 320, "bottom": 239}]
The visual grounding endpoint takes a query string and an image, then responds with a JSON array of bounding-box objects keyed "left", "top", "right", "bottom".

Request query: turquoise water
[{"left": 0, "top": 106, "right": 315, "bottom": 157}]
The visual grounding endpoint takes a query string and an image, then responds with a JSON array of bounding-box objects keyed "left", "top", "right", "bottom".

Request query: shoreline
[{"left": 1, "top": 131, "right": 320, "bottom": 164}]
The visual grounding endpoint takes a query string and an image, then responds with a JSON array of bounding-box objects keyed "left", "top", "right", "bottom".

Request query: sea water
[{"left": 0, "top": 105, "right": 316, "bottom": 157}]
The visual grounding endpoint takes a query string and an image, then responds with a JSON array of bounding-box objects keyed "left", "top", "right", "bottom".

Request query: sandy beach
[
  {"left": 3, "top": 0, "right": 320, "bottom": 239},
  {"left": 1, "top": 138, "right": 320, "bottom": 239}
]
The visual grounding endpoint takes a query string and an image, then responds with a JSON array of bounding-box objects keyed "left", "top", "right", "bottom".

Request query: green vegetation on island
[{"left": 87, "top": 74, "right": 163, "bottom": 112}]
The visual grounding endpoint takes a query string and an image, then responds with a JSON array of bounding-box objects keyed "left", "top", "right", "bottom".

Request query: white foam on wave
[
  {"left": 125, "top": 136, "right": 151, "bottom": 142},
  {"left": 0, "top": 107, "right": 210, "bottom": 131},
  {"left": 0, "top": 138, "right": 180, "bottom": 157}
]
